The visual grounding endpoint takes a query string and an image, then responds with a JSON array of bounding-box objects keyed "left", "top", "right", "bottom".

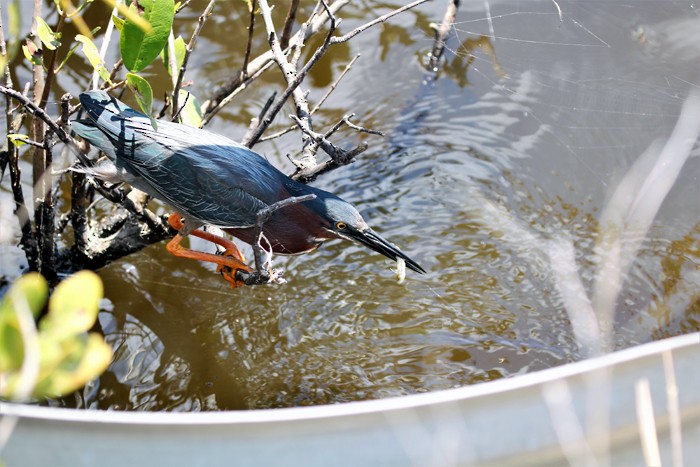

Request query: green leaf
[
  {"left": 40, "top": 270, "right": 103, "bottom": 340},
  {"left": 69, "top": 0, "right": 96, "bottom": 17},
  {"left": 66, "top": 334, "right": 112, "bottom": 391},
  {"left": 53, "top": 0, "right": 64, "bottom": 14},
  {"left": 7, "top": 273, "right": 48, "bottom": 320},
  {"left": 7, "top": 133, "right": 29, "bottom": 147},
  {"left": 34, "top": 333, "right": 111, "bottom": 398},
  {"left": 126, "top": 73, "right": 158, "bottom": 130},
  {"left": 33, "top": 333, "right": 83, "bottom": 396},
  {"left": 76, "top": 34, "right": 112, "bottom": 85},
  {"left": 112, "top": 15, "right": 125, "bottom": 33},
  {"left": 177, "top": 90, "right": 202, "bottom": 128},
  {"left": 22, "top": 40, "right": 42, "bottom": 66},
  {"left": 120, "top": 0, "right": 175, "bottom": 73},
  {"left": 0, "top": 272, "right": 111, "bottom": 401},
  {"left": 56, "top": 26, "right": 99, "bottom": 73},
  {"left": 55, "top": 42, "right": 81, "bottom": 73},
  {"left": 36, "top": 17, "right": 61, "bottom": 50},
  {"left": 161, "top": 34, "right": 185, "bottom": 77},
  {"left": 0, "top": 273, "right": 48, "bottom": 372}
]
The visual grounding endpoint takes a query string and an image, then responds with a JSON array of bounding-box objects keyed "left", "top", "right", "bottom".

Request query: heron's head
[{"left": 314, "top": 196, "right": 425, "bottom": 274}]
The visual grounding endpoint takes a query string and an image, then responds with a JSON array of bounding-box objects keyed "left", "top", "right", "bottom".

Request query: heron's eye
[{"left": 336, "top": 222, "right": 347, "bottom": 230}]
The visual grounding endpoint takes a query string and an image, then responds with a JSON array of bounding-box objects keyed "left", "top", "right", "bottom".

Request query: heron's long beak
[{"left": 347, "top": 228, "right": 426, "bottom": 274}]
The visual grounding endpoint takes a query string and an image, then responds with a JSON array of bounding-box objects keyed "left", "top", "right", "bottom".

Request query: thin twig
[
  {"left": 258, "top": 125, "right": 295, "bottom": 143},
  {"left": 6, "top": 137, "right": 45, "bottom": 148},
  {"left": 100, "top": 59, "right": 124, "bottom": 91},
  {"left": 311, "top": 53, "right": 360, "bottom": 115},
  {"left": 176, "top": 0, "right": 194, "bottom": 14},
  {"left": 239, "top": 0, "right": 256, "bottom": 82},
  {"left": 243, "top": 91, "right": 277, "bottom": 142},
  {"left": 245, "top": 0, "right": 334, "bottom": 148},
  {"left": 172, "top": 0, "right": 216, "bottom": 119},
  {"left": 171, "top": 91, "right": 190, "bottom": 122},
  {"left": 258, "top": 54, "right": 362, "bottom": 142},
  {"left": 330, "top": 0, "right": 431, "bottom": 44},
  {"left": 428, "top": 0, "right": 459, "bottom": 71},
  {"left": 342, "top": 114, "right": 383, "bottom": 136},
  {"left": 201, "top": 0, "right": 350, "bottom": 116},
  {"left": 280, "top": 0, "right": 300, "bottom": 50},
  {"left": 199, "top": 60, "right": 273, "bottom": 127},
  {"left": 290, "top": 1, "right": 322, "bottom": 69},
  {"left": 0, "top": 85, "right": 72, "bottom": 144},
  {"left": 30, "top": 0, "right": 54, "bottom": 277},
  {"left": 1, "top": 8, "right": 38, "bottom": 268},
  {"left": 95, "top": 0, "right": 121, "bottom": 89}
]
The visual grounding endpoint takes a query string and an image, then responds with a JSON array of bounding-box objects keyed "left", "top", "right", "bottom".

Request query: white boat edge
[{"left": 1, "top": 332, "right": 699, "bottom": 466}]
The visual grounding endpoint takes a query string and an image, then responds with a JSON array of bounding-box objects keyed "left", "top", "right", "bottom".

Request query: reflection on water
[{"left": 48, "top": 0, "right": 699, "bottom": 410}]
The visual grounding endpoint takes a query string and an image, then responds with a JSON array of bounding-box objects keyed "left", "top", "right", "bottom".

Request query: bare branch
[
  {"left": 428, "top": 0, "right": 459, "bottom": 71},
  {"left": 312, "top": 53, "right": 360, "bottom": 115},
  {"left": 239, "top": 0, "right": 257, "bottom": 82},
  {"left": 176, "top": 0, "right": 194, "bottom": 14},
  {"left": 95, "top": 1, "right": 121, "bottom": 89},
  {"left": 342, "top": 114, "right": 383, "bottom": 136},
  {"left": 199, "top": 61, "right": 273, "bottom": 127},
  {"left": 291, "top": 142, "right": 367, "bottom": 183},
  {"left": 86, "top": 178, "right": 170, "bottom": 238},
  {"left": 330, "top": 0, "right": 432, "bottom": 45},
  {"left": 172, "top": 0, "right": 216, "bottom": 119},
  {"left": 243, "top": 91, "right": 277, "bottom": 143},
  {"left": 0, "top": 84, "right": 73, "bottom": 145},
  {"left": 244, "top": 0, "right": 340, "bottom": 148},
  {"left": 70, "top": 170, "right": 89, "bottom": 262},
  {"left": 0, "top": 6, "right": 38, "bottom": 268},
  {"left": 280, "top": 0, "right": 300, "bottom": 50},
  {"left": 258, "top": 54, "right": 362, "bottom": 143},
  {"left": 287, "top": 114, "right": 370, "bottom": 183},
  {"left": 201, "top": 0, "right": 350, "bottom": 116}
]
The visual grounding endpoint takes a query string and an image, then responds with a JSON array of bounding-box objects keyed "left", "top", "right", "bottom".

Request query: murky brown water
[{"left": 3, "top": 0, "right": 699, "bottom": 411}]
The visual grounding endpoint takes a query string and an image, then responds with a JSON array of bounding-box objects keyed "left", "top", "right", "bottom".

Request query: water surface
[{"left": 4, "top": 0, "right": 698, "bottom": 411}]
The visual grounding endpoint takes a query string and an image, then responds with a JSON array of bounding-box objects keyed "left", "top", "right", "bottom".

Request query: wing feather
[{"left": 73, "top": 91, "right": 289, "bottom": 228}]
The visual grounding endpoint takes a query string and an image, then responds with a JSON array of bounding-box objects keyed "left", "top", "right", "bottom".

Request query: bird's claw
[
  {"left": 233, "top": 268, "right": 286, "bottom": 286},
  {"left": 213, "top": 246, "right": 250, "bottom": 288},
  {"left": 214, "top": 248, "right": 286, "bottom": 287},
  {"left": 234, "top": 270, "right": 269, "bottom": 286}
]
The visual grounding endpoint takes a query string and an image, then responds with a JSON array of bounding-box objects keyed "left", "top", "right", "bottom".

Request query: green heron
[{"left": 71, "top": 91, "right": 424, "bottom": 286}]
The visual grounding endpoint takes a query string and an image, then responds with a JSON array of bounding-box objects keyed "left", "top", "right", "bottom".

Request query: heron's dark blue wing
[{"left": 72, "top": 91, "right": 290, "bottom": 228}]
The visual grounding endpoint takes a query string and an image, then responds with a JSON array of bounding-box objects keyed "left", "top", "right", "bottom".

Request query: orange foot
[
  {"left": 215, "top": 246, "right": 250, "bottom": 287},
  {"left": 166, "top": 213, "right": 252, "bottom": 288}
]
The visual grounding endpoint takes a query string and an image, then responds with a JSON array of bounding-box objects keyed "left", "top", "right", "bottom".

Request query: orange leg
[{"left": 166, "top": 213, "right": 251, "bottom": 287}]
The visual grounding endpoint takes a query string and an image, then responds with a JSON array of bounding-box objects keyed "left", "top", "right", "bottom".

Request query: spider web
[{"left": 417, "top": 0, "right": 700, "bottom": 353}]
